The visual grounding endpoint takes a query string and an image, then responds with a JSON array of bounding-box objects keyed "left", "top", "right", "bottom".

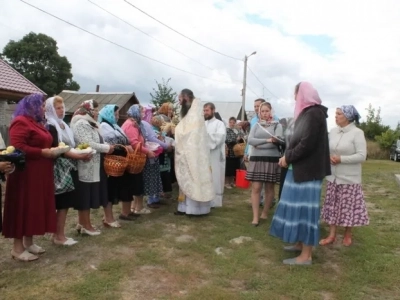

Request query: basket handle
[{"left": 133, "top": 142, "right": 141, "bottom": 156}]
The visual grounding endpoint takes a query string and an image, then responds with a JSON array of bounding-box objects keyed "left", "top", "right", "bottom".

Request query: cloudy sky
[{"left": 1, "top": 0, "right": 399, "bottom": 129}]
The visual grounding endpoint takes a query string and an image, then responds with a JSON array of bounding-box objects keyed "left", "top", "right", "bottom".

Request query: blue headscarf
[
  {"left": 127, "top": 104, "right": 147, "bottom": 137},
  {"left": 98, "top": 104, "right": 126, "bottom": 133},
  {"left": 340, "top": 105, "right": 361, "bottom": 124}
]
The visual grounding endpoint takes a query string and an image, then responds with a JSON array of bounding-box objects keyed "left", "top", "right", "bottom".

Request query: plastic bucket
[{"left": 236, "top": 169, "right": 250, "bottom": 189}]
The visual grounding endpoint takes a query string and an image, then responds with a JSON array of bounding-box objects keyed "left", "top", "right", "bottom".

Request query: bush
[{"left": 367, "top": 140, "right": 389, "bottom": 160}]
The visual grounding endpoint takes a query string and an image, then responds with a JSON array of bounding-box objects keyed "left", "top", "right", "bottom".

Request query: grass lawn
[{"left": 1, "top": 159, "right": 400, "bottom": 300}]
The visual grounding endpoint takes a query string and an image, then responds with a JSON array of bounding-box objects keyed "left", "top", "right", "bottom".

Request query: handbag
[{"left": 54, "top": 157, "right": 77, "bottom": 195}]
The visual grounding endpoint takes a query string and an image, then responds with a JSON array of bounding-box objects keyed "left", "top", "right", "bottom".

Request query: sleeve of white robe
[{"left": 207, "top": 120, "right": 226, "bottom": 150}]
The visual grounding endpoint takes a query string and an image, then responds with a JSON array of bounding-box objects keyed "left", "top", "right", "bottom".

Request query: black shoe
[{"left": 174, "top": 211, "right": 186, "bottom": 216}]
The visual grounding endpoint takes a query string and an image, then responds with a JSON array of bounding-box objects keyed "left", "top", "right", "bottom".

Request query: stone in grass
[
  {"left": 229, "top": 236, "right": 252, "bottom": 245},
  {"left": 175, "top": 234, "right": 196, "bottom": 243},
  {"left": 215, "top": 247, "right": 224, "bottom": 256},
  {"left": 395, "top": 174, "right": 400, "bottom": 187}
]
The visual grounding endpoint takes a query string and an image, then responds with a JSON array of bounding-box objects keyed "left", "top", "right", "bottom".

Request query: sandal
[
  {"left": 103, "top": 220, "right": 121, "bottom": 228},
  {"left": 53, "top": 238, "right": 78, "bottom": 246},
  {"left": 11, "top": 250, "right": 39, "bottom": 262},
  {"left": 25, "top": 244, "right": 45, "bottom": 255},
  {"left": 343, "top": 235, "right": 352, "bottom": 247},
  {"left": 319, "top": 236, "right": 336, "bottom": 246}
]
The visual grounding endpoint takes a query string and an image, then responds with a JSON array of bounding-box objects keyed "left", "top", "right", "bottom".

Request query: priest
[
  {"left": 174, "top": 89, "right": 215, "bottom": 216},
  {"left": 203, "top": 102, "right": 226, "bottom": 207}
]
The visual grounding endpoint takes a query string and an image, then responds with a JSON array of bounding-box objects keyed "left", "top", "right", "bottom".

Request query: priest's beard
[{"left": 180, "top": 100, "right": 192, "bottom": 118}]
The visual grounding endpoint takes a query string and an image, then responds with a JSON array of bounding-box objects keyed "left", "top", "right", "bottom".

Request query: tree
[
  {"left": 1, "top": 32, "right": 80, "bottom": 96},
  {"left": 375, "top": 129, "right": 400, "bottom": 150},
  {"left": 150, "top": 78, "right": 177, "bottom": 109},
  {"left": 358, "top": 104, "right": 389, "bottom": 140}
]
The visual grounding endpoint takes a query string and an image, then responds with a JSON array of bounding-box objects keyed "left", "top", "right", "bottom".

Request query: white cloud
[{"left": 1, "top": 0, "right": 399, "bottom": 129}]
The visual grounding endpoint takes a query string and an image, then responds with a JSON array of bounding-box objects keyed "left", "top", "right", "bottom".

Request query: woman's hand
[
  {"left": 0, "top": 161, "right": 14, "bottom": 174},
  {"left": 108, "top": 145, "right": 115, "bottom": 154},
  {"left": 65, "top": 151, "right": 92, "bottom": 161},
  {"left": 147, "top": 151, "right": 155, "bottom": 158},
  {"left": 279, "top": 156, "right": 288, "bottom": 168},
  {"left": 42, "top": 148, "right": 55, "bottom": 159},
  {"left": 330, "top": 155, "right": 341, "bottom": 165}
]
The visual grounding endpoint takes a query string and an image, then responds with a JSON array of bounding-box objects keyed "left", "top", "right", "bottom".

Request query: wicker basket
[
  {"left": 104, "top": 145, "right": 128, "bottom": 177},
  {"left": 126, "top": 142, "right": 147, "bottom": 174},
  {"left": 233, "top": 143, "right": 246, "bottom": 157}
]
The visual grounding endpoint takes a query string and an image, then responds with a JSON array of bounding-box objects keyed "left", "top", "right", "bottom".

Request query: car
[{"left": 389, "top": 139, "right": 400, "bottom": 161}]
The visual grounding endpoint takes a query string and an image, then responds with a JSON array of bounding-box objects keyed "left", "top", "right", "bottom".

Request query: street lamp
[{"left": 241, "top": 51, "right": 257, "bottom": 121}]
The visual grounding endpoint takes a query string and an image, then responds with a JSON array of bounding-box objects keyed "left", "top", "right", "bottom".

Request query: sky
[{"left": 1, "top": 0, "right": 399, "bottom": 130}]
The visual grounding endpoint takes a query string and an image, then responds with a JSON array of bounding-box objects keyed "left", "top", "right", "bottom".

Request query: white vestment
[
  {"left": 175, "top": 98, "right": 215, "bottom": 215},
  {"left": 205, "top": 117, "right": 226, "bottom": 207}
]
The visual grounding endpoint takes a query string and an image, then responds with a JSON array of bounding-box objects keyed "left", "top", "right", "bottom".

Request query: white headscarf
[{"left": 45, "top": 97, "right": 76, "bottom": 147}]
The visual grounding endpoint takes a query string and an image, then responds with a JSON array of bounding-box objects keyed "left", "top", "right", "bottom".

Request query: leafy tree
[
  {"left": 150, "top": 78, "right": 177, "bottom": 109},
  {"left": 375, "top": 129, "right": 400, "bottom": 150},
  {"left": 1, "top": 32, "right": 80, "bottom": 96},
  {"left": 358, "top": 104, "right": 389, "bottom": 140}
]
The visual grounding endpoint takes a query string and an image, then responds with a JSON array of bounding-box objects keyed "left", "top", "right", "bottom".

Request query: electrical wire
[{"left": 247, "top": 66, "right": 280, "bottom": 99}]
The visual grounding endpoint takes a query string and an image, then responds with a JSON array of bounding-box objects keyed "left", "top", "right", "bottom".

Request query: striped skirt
[
  {"left": 246, "top": 160, "right": 280, "bottom": 183},
  {"left": 269, "top": 170, "right": 322, "bottom": 247}
]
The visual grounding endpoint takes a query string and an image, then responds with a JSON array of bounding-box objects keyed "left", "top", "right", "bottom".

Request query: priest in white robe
[
  {"left": 203, "top": 103, "right": 226, "bottom": 207},
  {"left": 174, "top": 89, "right": 215, "bottom": 216}
]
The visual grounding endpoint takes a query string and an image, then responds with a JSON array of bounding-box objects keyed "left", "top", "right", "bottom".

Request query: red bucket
[{"left": 236, "top": 169, "right": 250, "bottom": 189}]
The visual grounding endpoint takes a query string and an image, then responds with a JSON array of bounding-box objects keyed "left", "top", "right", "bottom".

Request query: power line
[
  {"left": 88, "top": 0, "right": 215, "bottom": 71},
  {"left": 19, "top": 0, "right": 239, "bottom": 85},
  {"left": 247, "top": 66, "right": 280, "bottom": 99},
  {"left": 123, "top": 0, "right": 242, "bottom": 61}
]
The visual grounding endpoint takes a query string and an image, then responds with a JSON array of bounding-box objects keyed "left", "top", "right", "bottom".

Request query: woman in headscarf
[
  {"left": 225, "top": 117, "right": 241, "bottom": 188},
  {"left": 158, "top": 102, "right": 174, "bottom": 123},
  {"left": 45, "top": 96, "right": 92, "bottom": 245},
  {"left": 320, "top": 105, "right": 368, "bottom": 247},
  {"left": 98, "top": 104, "right": 138, "bottom": 222},
  {"left": 121, "top": 104, "right": 155, "bottom": 214},
  {"left": 269, "top": 82, "right": 331, "bottom": 265},
  {"left": 70, "top": 100, "right": 115, "bottom": 235},
  {"left": 3, "top": 94, "right": 58, "bottom": 261}
]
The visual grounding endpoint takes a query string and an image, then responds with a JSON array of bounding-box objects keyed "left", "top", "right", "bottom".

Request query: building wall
[{"left": 0, "top": 100, "right": 7, "bottom": 126}]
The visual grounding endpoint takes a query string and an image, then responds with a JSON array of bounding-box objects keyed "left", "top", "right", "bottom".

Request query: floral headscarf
[
  {"left": 73, "top": 100, "right": 95, "bottom": 119},
  {"left": 340, "top": 105, "right": 361, "bottom": 124},
  {"left": 127, "top": 104, "right": 146, "bottom": 137},
  {"left": 13, "top": 93, "right": 45, "bottom": 124}
]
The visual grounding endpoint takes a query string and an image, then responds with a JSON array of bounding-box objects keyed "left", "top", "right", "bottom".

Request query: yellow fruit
[
  {"left": 1, "top": 150, "right": 8, "bottom": 155},
  {"left": 59, "top": 142, "right": 66, "bottom": 147},
  {"left": 6, "top": 146, "right": 15, "bottom": 154}
]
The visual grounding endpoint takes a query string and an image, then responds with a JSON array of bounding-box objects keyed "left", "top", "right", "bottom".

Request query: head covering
[
  {"left": 71, "top": 100, "right": 98, "bottom": 128},
  {"left": 340, "top": 105, "right": 361, "bottom": 124},
  {"left": 98, "top": 104, "right": 118, "bottom": 125},
  {"left": 13, "top": 93, "right": 45, "bottom": 123},
  {"left": 127, "top": 104, "right": 147, "bottom": 137},
  {"left": 142, "top": 105, "right": 154, "bottom": 123},
  {"left": 45, "top": 97, "right": 75, "bottom": 147},
  {"left": 294, "top": 82, "right": 322, "bottom": 120}
]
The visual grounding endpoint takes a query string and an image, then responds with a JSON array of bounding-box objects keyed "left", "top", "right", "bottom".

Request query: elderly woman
[
  {"left": 158, "top": 102, "right": 174, "bottom": 123},
  {"left": 122, "top": 104, "right": 156, "bottom": 214},
  {"left": 45, "top": 96, "right": 92, "bottom": 245},
  {"left": 269, "top": 82, "right": 331, "bottom": 265},
  {"left": 3, "top": 94, "right": 58, "bottom": 261},
  {"left": 71, "top": 100, "right": 115, "bottom": 235},
  {"left": 98, "top": 104, "right": 137, "bottom": 222},
  {"left": 320, "top": 105, "right": 368, "bottom": 247},
  {"left": 225, "top": 117, "right": 242, "bottom": 189}
]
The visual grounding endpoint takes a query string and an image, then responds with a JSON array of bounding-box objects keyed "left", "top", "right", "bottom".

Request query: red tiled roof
[{"left": 0, "top": 59, "right": 46, "bottom": 95}]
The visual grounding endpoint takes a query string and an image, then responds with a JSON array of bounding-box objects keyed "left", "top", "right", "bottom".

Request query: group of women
[
  {"left": 239, "top": 81, "right": 369, "bottom": 265},
  {"left": 0, "top": 94, "right": 175, "bottom": 261},
  {"left": 0, "top": 81, "right": 370, "bottom": 265}
]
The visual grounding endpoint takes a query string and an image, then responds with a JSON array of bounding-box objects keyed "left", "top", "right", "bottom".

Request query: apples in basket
[{"left": 70, "top": 143, "right": 96, "bottom": 154}]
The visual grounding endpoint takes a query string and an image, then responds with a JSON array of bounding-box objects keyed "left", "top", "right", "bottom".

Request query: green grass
[{"left": 1, "top": 159, "right": 400, "bottom": 300}]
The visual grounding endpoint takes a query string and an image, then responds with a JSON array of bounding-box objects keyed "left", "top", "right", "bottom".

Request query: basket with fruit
[
  {"left": 0, "top": 146, "right": 26, "bottom": 170},
  {"left": 70, "top": 143, "right": 96, "bottom": 155}
]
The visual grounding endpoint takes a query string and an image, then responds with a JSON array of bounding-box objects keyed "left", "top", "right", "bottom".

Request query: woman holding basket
[{"left": 98, "top": 104, "right": 138, "bottom": 222}]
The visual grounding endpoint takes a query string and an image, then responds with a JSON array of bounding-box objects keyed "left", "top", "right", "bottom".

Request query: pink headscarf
[
  {"left": 142, "top": 105, "right": 154, "bottom": 123},
  {"left": 294, "top": 82, "right": 322, "bottom": 120}
]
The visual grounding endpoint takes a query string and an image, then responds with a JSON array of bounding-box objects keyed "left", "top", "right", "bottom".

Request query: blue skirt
[{"left": 269, "top": 170, "right": 322, "bottom": 246}]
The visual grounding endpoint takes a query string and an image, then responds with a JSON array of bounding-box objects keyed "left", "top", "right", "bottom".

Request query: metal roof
[
  {"left": 0, "top": 58, "right": 46, "bottom": 96},
  {"left": 59, "top": 90, "right": 139, "bottom": 114}
]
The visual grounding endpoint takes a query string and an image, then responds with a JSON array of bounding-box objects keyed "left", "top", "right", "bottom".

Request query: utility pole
[{"left": 241, "top": 51, "right": 256, "bottom": 121}]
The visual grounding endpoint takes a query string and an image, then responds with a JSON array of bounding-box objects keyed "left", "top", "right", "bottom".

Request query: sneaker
[{"left": 225, "top": 184, "right": 232, "bottom": 189}]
